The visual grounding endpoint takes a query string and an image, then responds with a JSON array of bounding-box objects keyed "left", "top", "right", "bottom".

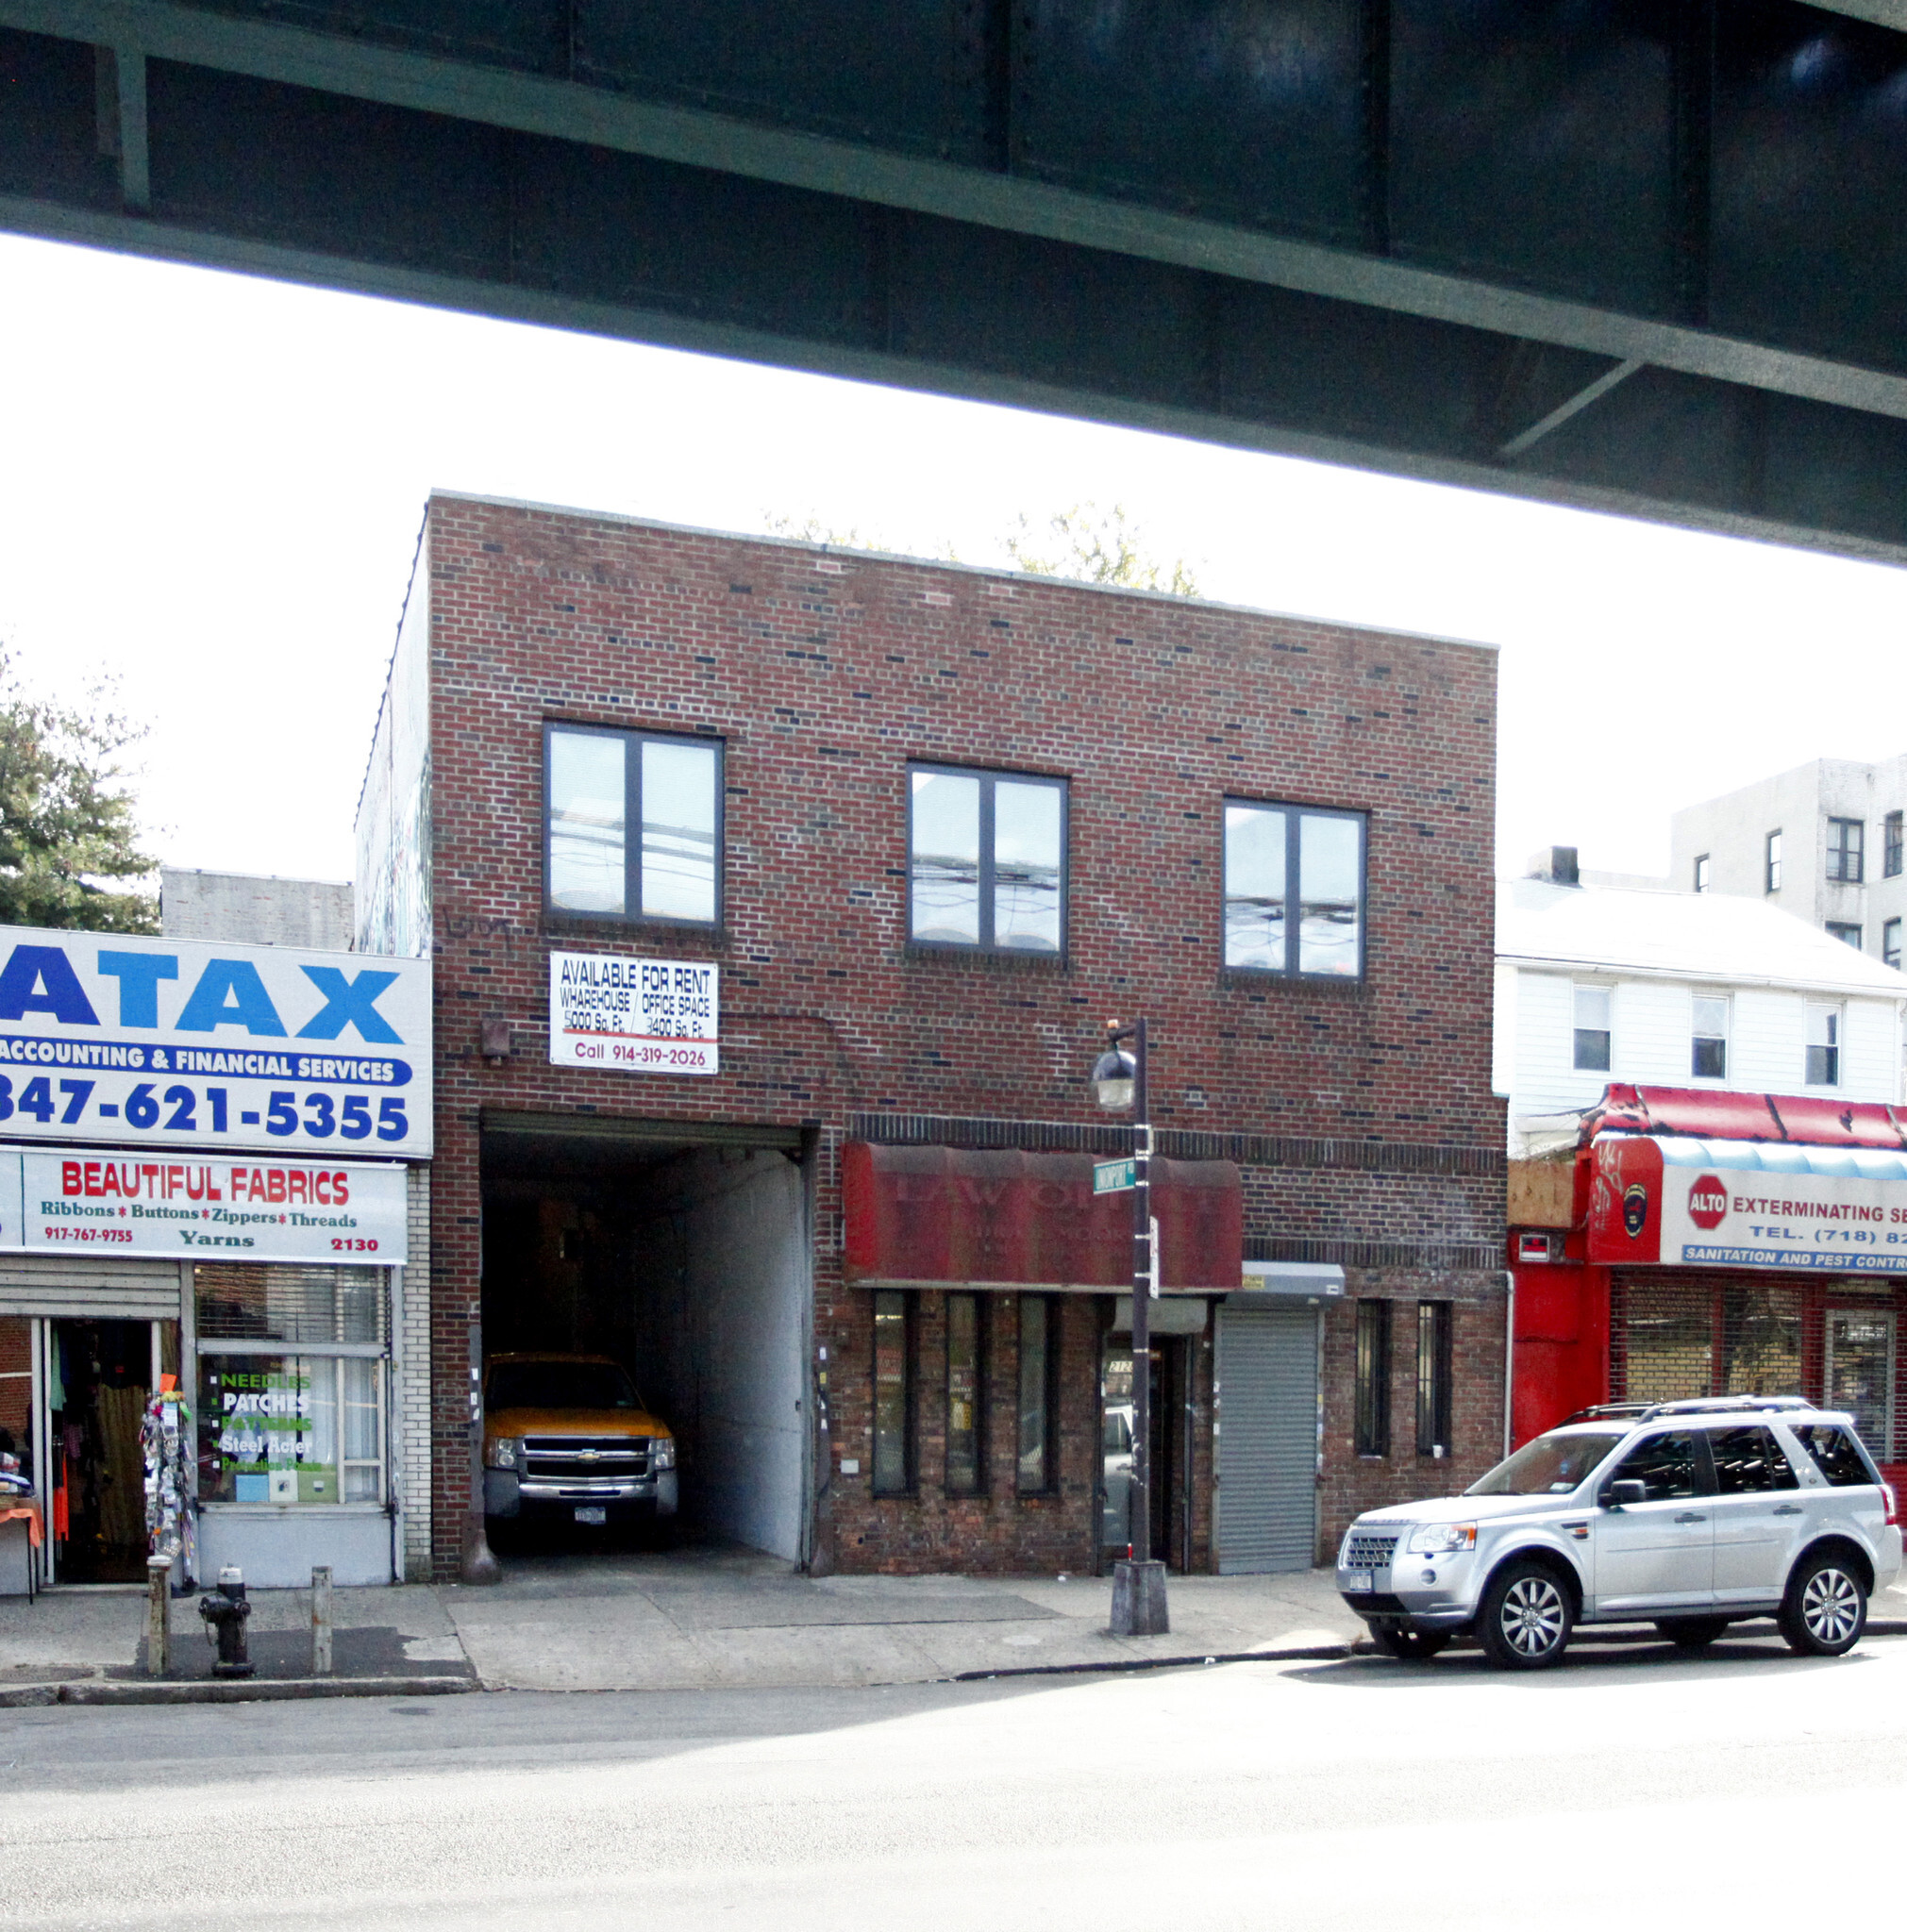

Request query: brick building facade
[{"left": 356, "top": 491, "right": 1508, "bottom": 1582}]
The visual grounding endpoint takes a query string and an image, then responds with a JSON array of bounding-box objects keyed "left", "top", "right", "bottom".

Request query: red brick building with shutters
[{"left": 354, "top": 490, "right": 1508, "bottom": 1582}]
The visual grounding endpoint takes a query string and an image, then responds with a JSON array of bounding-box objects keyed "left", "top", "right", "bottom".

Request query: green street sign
[{"left": 1093, "top": 1157, "right": 1136, "bottom": 1195}]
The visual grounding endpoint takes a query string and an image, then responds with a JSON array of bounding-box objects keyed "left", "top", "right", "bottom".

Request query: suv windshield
[
  {"left": 487, "top": 1361, "right": 641, "bottom": 1412},
  {"left": 1467, "top": 1428, "right": 1624, "bottom": 1497}
]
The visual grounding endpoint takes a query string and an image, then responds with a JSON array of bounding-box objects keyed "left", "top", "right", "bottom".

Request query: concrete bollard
[
  {"left": 145, "top": 1556, "right": 171, "bottom": 1676},
  {"left": 311, "top": 1565, "right": 333, "bottom": 1676}
]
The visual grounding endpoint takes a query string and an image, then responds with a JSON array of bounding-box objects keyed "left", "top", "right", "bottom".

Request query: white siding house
[{"left": 1497, "top": 875, "right": 1907, "bottom": 1143}]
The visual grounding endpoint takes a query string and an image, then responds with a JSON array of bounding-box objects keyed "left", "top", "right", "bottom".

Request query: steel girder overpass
[{"left": 6, "top": 1, "right": 1907, "bottom": 561}]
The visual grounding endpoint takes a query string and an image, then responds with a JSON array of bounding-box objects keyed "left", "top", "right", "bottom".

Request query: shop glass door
[{"left": 1824, "top": 1309, "right": 1896, "bottom": 1462}]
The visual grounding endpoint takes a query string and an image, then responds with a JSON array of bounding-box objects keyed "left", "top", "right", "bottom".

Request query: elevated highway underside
[{"left": 6, "top": 0, "right": 1907, "bottom": 559}]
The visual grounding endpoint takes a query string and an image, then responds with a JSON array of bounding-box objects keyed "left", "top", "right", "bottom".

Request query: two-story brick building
[{"left": 355, "top": 491, "right": 1507, "bottom": 1582}]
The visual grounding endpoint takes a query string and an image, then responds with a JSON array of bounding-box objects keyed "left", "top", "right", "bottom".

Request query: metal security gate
[
  {"left": 1611, "top": 1271, "right": 1805, "bottom": 1407},
  {"left": 1215, "top": 1304, "right": 1317, "bottom": 1574}
]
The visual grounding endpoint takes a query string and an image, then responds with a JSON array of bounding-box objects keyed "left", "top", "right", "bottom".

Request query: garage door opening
[{"left": 479, "top": 1121, "right": 811, "bottom": 1564}]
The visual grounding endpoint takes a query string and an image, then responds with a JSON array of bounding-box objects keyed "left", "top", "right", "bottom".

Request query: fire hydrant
[{"left": 198, "top": 1565, "right": 255, "bottom": 1678}]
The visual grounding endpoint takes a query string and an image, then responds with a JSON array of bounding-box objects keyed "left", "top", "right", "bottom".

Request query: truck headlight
[
  {"left": 1407, "top": 1523, "right": 1477, "bottom": 1555},
  {"left": 650, "top": 1439, "right": 676, "bottom": 1471},
  {"left": 484, "top": 1437, "right": 520, "bottom": 1470}
]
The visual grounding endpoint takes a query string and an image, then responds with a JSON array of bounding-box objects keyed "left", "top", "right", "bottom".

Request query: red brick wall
[{"left": 412, "top": 493, "right": 1505, "bottom": 1577}]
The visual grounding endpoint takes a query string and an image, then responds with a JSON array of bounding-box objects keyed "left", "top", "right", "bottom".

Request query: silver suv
[{"left": 1336, "top": 1396, "right": 1903, "bottom": 1670}]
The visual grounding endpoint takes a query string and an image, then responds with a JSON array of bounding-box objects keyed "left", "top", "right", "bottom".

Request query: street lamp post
[{"left": 1091, "top": 1017, "right": 1169, "bottom": 1637}]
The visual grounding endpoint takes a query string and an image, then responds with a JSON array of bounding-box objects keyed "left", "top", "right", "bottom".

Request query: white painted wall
[
  {"left": 669, "top": 1148, "right": 808, "bottom": 1563},
  {"left": 1505, "top": 968, "right": 1901, "bottom": 1124}
]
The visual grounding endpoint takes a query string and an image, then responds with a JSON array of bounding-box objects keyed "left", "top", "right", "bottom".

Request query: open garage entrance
[{"left": 479, "top": 1115, "right": 812, "bottom": 1564}]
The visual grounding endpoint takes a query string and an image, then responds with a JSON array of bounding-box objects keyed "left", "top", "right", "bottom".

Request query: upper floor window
[
  {"left": 1886, "top": 919, "right": 1902, "bottom": 972},
  {"left": 1806, "top": 1003, "right": 1841, "bottom": 1087},
  {"left": 545, "top": 724, "right": 721, "bottom": 924},
  {"left": 1828, "top": 817, "right": 1865, "bottom": 884},
  {"left": 1888, "top": 812, "right": 1904, "bottom": 879},
  {"left": 1573, "top": 984, "right": 1612, "bottom": 1072},
  {"left": 908, "top": 766, "right": 1065, "bottom": 954},
  {"left": 1691, "top": 993, "right": 1729, "bottom": 1080},
  {"left": 1693, "top": 854, "right": 1711, "bottom": 893},
  {"left": 1827, "top": 922, "right": 1864, "bottom": 950},
  {"left": 1765, "top": 830, "right": 1782, "bottom": 893},
  {"left": 1223, "top": 802, "right": 1366, "bottom": 979}
]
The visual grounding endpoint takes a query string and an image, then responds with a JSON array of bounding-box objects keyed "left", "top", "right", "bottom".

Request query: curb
[
  {"left": 948, "top": 1641, "right": 1354, "bottom": 1681},
  {"left": 1, "top": 1674, "right": 477, "bottom": 1707}
]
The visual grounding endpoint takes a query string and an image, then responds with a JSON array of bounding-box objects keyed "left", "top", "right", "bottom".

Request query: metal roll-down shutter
[{"left": 1216, "top": 1303, "right": 1317, "bottom": 1574}]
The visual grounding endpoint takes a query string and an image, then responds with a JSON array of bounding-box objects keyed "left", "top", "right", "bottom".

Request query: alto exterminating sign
[
  {"left": 0, "top": 1150, "right": 408, "bottom": 1263},
  {"left": 0, "top": 924, "right": 431, "bottom": 1158},
  {"left": 548, "top": 952, "right": 719, "bottom": 1074},
  {"left": 1587, "top": 1133, "right": 1907, "bottom": 1274}
]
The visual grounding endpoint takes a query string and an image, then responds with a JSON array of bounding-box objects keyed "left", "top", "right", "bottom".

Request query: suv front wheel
[
  {"left": 1478, "top": 1559, "right": 1574, "bottom": 1671},
  {"left": 1780, "top": 1550, "right": 1868, "bottom": 1657}
]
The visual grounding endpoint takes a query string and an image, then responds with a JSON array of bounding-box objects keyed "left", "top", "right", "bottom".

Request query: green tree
[
  {"left": 1006, "top": 502, "right": 1200, "bottom": 597},
  {"left": 0, "top": 650, "right": 159, "bottom": 933}
]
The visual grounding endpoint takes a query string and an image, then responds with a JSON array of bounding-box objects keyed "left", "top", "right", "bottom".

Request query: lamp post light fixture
[{"left": 1092, "top": 1016, "right": 1169, "bottom": 1638}]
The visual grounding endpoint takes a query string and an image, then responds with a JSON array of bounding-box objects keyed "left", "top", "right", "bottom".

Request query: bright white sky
[{"left": 2, "top": 230, "right": 1903, "bottom": 889}]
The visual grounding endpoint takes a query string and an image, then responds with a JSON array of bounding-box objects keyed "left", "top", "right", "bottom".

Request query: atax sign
[{"left": 0, "top": 924, "right": 432, "bottom": 1158}]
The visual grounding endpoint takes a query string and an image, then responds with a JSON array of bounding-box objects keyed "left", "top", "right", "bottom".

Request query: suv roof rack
[
  {"left": 1560, "top": 1404, "right": 1653, "bottom": 1424},
  {"left": 1637, "top": 1394, "right": 1813, "bottom": 1421}
]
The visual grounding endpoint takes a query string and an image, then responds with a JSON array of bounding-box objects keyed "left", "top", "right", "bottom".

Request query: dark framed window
[
  {"left": 872, "top": 1291, "right": 913, "bottom": 1495},
  {"left": 1827, "top": 817, "right": 1865, "bottom": 884},
  {"left": 945, "top": 1292, "right": 985, "bottom": 1496},
  {"left": 1573, "top": 984, "right": 1612, "bottom": 1073},
  {"left": 908, "top": 765, "right": 1066, "bottom": 955},
  {"left": 1354, "top": 1300, "right": 1391, "bottom": 1457},
  {"left": 1887, "top": 812, "right": 1904, "bottom": 879},
  {"left": 1415, "top": 1302, "right": 1452, "bottom": 1457},
  {"left": 1806, "top": 1003, "right": 1841, "bottom": 1088},
  {"left": 1827, "top": 922, "right": 1863, "bottom": 950},
  {"left": 1015, "top": 1294, "right": 1059, "bottom": 1492},
  {"left": 1691, "top": 994, "right": 1729, "bottom": 1079},
  {"left": 1693, "top": 854, "right": 1710, "bottom": 893},
  {"left": 1765, "top": 829, "right": 1782, "bottom": 893},
  {"left": 544, "top": 723, "right": 722, "bottom": 924},
  {"left": 1886, "top": 919, "right": 1902, "bottom": 972},
  {"left": 1223, "top": 800, "right": 1366, "bottom": 978}
]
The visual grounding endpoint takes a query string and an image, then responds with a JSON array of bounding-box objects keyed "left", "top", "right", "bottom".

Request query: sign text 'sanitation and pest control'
[
  {"left": 548, "top": 953, "right": 719, "bottom": 1075},
  {"left": 0, "top": 925, "right": 432, "bottom": 1158}
]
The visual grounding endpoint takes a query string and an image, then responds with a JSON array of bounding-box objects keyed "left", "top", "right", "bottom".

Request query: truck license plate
[
  {"left": 1345, "top": 1571, "right": 1374, "bottom": 1593},
  {"left": 574, "top": 1506, "right": 608, "bottom": 1525}
]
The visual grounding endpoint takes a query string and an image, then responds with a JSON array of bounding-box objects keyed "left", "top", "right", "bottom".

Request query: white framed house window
[
  {"left": 1806, "top": 1004, "right": 1842, "bottom": 1088},
  {"left": 1573, "top": 985, "right": 1612, "bottom": 1073},
  {"left": 1691, "top": 994, "right": 1729, "bottom": 1080}
]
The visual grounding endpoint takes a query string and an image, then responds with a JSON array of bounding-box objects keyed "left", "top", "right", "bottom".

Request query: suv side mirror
[{"left": 1602, "top": 1478, "right": 1648, "bottom": 1509}]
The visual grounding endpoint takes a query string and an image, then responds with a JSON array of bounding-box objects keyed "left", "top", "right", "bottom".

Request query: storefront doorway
[
  {"left": 49, "top": 1319, "right": 155, "bottom": 1584},
  {"left": 1098, "top": 1325, "right": 1196, "bottom": 1574},
  {"left": 480, "top": 1119, "right": 811, "bottom": 1564}
]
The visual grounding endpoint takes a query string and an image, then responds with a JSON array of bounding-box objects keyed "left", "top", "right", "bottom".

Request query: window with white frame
[
  {"left": 1573, "top": 985, "right": 1612, "bottom": 1073},
  {"left": 1691, "top": 994, "right": 1729, "bottom": 1080},
  {"left": 194, "top": 1265, "right": 388, "bottom": 1506},
  {"left": 1806, "top": 1004, "right": 1842, "bottom": 1088}
]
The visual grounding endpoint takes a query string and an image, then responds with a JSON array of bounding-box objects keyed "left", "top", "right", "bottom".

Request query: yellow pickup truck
[{"left": 481, "top": 1353, "right": 678, "bottom": 1536}]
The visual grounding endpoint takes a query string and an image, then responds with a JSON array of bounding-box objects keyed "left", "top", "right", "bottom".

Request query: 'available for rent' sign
[{"left": 547, "top": 952, "right": 719, "bottom": 1075}]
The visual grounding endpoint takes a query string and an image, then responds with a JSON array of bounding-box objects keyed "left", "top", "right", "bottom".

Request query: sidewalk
[{"left": 7, "top": 1556, "right": 1905, "bottom": 1704}]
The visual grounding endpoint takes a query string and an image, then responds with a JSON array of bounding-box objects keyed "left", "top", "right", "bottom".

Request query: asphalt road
[{"left": 6, "top": 1624, "right": 1905, "bottom": 1930}]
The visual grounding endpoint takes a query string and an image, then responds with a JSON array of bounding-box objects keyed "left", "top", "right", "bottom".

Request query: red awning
[
  {"left": 1586, "top": 1083, "right": 1907, "bottom": 1151},
  {"left": 842, "top": 1141, "right": 1243, "bottom": 1292}
]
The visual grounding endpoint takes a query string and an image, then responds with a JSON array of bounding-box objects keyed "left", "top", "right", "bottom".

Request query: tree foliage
[
  {"left": 0, "top": 650, "right": 159, "bottom": 933},
  {"left": 1005, "top": 503, "right": 1199, "bottom": 597}
]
